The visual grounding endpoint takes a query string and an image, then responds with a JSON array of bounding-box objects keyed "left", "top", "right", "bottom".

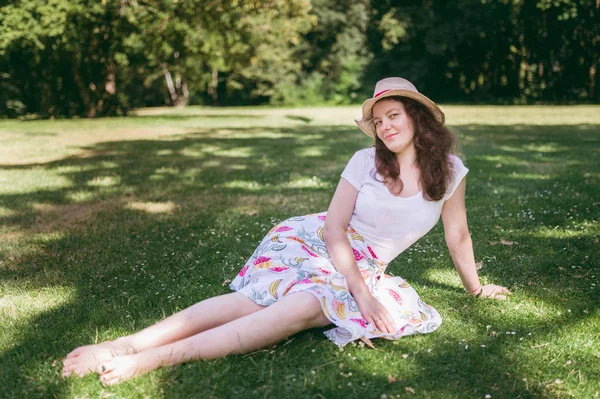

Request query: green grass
[{"left": 0, "top": 105, "right": 599, "bottom": 398}]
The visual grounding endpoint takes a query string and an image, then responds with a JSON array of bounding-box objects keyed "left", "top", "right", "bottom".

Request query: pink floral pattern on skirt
[{"left": 230, "top": 212, "right": 442, "bottom": 346}]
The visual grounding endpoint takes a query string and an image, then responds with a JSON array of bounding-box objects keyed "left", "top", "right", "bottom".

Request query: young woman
[{"left": 62, "top": 77, "right": 510, "bottom": 385}]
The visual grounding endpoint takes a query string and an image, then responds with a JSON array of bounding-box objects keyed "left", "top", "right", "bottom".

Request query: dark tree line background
[{"left": 1, "top": 0, "right": 598, "bottom": 118}]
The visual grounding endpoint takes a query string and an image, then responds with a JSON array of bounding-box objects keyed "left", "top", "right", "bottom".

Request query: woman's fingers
[
  {"left": 356, "top": 293, "right": 397, "bottom": 334},
  {"left": 372, "top": 308, "right": 397, "bottom": 334},
  {"left": 492, "top": 285, "right": 510, "bottom": 293},
  {"left": 373, "top": 318, "right": 388, "bottom": 333},
  {"left": 382, "top": 321, "right": 396, "bottom": 334},
  {"left": 382, "top": 312, "right": 397, "bottom": 333},
  {"left": 481, "top": 284, "right": 512, "bottom": 300}
]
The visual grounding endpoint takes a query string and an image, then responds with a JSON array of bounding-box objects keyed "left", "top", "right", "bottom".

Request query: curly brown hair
[{"left": 371, "top": 96, "right": 458, "bottom": 201}]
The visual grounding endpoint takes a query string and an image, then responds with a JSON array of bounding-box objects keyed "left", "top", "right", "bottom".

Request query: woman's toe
[
  {"left": 65, "top": 348, "right": 82, "bottom": 358},
  {"left": 62, "top": 364, "right": 75, "bottom": 376},
  {"left": 97, "top": 359, "right": 115, "bottom": 375},
  {"left": 100, "top": 372, "right": 110, "bottom": 384},
  {"left": 100, "top": 370, "right": 121, "bottom": 385},
  {"left": 105, "top": 378, "right": 121, "bottom": 386}
]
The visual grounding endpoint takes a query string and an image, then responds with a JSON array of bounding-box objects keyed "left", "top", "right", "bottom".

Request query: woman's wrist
[
  {"left": 468, "top": 285, "right": 483, "bottom": 296},
  {"left": 347, "top": 278, "right": 371, "bottom": 299}
]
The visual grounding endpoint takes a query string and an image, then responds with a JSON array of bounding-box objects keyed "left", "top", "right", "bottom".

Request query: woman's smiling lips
[{"left": 385, "top": 132, "right": 399, "bottom": 140}]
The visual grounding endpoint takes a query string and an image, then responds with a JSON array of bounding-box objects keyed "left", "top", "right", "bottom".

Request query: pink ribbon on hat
[{"left": 374, "top": 89, "right": 390, "bottom": 98}]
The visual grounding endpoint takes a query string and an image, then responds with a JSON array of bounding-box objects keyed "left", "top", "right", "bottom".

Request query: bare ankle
[{"left": 113, "top": 337, "right": 139, "bottom": 354}]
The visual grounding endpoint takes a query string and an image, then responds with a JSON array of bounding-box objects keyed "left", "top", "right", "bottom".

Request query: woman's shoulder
[
  {"left": 342, "top": 147, "right": 376, "bottom": 185},
  {"left": 448, "top": 153, "right": 467, "bottom": 171},
  {"left": 442, "top": 154, "right": 469, "bottom": 200},
  {"left": 353, "top": 147, "right": 376, "bottom": 158},
  {"left": 346, "top": 147, "right": 375, "bottom": 167},
  {"left": 448, "top": 153, "right": 462, "bottom": 163}
]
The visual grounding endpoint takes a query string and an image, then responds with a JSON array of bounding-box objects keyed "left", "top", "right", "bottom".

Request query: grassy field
[{"left": 0, "top": 105, "right": 599, "bottom": 398}]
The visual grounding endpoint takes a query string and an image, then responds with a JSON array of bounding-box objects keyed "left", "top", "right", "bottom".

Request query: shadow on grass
[
  {"left": 21, "top": 131, "right": 60, "bottom": 137},
  {"left": 129, "top": 113, "right": 268, "bottom": 121},
  {"left": 0, "top": 123, "right": 598, "bottom": 397},
  {"left": 285, "top": 115, "right": 313, "bottom": 123}
]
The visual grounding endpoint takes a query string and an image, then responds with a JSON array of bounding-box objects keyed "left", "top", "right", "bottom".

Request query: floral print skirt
[{"left": 229, "top": 212, "right": 442, "bottom": 346}]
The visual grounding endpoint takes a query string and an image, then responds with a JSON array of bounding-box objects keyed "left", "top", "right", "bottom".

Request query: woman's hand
[
  {"left": 477, "top": 284, "right": 511, "bottom": 300},
  {"left": 354, "top": 291, "right": 397, "bottom": 334}
]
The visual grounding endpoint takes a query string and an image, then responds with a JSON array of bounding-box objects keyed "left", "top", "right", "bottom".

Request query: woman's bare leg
[
  {"left": 98, "top": 292, "right": 330, "bottom": 385},
  {"left": 62, "top": 293, "right": 263, "bottom": 377}
]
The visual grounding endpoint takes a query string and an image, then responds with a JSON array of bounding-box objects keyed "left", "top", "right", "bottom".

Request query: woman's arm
[
  {"left": 323, "top": 178, "right": 397, "bottom": 333},
  {"left": 441, "top": 178, "right": 511, "bottom": 300}
]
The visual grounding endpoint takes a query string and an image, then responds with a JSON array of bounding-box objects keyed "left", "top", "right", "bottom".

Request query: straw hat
[{"left": 355, "top": 77, "right": 445, "bottom": 137}]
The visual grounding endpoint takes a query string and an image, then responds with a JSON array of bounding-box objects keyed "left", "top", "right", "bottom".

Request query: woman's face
[{"left": 372, "top": 99, "right": 415, "bottom": 156}]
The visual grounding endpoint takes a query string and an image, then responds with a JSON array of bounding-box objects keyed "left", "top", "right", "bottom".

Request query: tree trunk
[
  {"left": 592, "top": 61, "right": 599, "bottom": 102},
  {"left": 105, "top": 65, "right": 116, "bottom": 96},
  {"left": 207, "top": 68, "right": 219, "bottom": 104},
  {"left": 177, "top": 78, "right": 189, "bottom": 107},
  {"left": 163, "top": 64, "right": 178, "bottom": 106},
  {"left": 72, "top": 54, "right": 96, "bottom": 118},
  {"left": 174, "top": 75, "right": 189, "bottom": 107},
  {"left": 101, "top": 58, "right": 117, "bottom": 114}
]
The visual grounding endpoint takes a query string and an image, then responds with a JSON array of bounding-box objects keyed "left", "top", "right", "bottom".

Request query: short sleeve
[
  {"left": 341, "top": 150, "right": 368, "bottom": 189},
  {"left": 443, "top": 155, "right": 469, "bottom": 201}
]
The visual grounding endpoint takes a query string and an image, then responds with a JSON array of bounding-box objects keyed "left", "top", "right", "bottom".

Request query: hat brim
[{"left": 354, "top": 90, "right": 445, "bottom": 138}]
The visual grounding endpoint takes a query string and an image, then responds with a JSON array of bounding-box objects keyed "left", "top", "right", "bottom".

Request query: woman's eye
[
  {"left": 374, "top": 121, "right": 381, "bottom": 126},
  {"left": 390, "top": 113, "right": 398, "bottom": 118}
]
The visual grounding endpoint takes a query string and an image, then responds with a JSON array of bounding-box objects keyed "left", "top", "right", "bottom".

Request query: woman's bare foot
[
  {"left": 62, "top": 339, "right": 136, "bottom": 377},
  {"left": 97, "top": 350, "right": 160, "bottom": 385}
]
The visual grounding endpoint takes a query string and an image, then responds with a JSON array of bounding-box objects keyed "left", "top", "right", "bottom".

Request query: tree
[
  {"left": 364, "top": 0, "right": 599, "bottom": 103},
  {"left": 269, "top": 0, "right": 372, "bottom": 105},
  {"left": 1, "top": 0, "right": 598, "bottom": 117},
  {"left": 0, "top": 0, "right": 314, "bottom": 117}
]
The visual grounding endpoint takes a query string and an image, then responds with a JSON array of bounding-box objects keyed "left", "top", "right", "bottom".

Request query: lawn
[{"left": 0, "top": 105, "right": 599, "bottom": 398}]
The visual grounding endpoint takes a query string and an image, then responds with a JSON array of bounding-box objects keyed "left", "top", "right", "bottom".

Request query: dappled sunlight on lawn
[
  {"left": 0, "top": 168, "right": 73, "bottom": 194},
  {"left": 474, "top": 154, "right": 524, "bottom": 166},
  {"left": 445, "top": 106, "right": 600, "bottom": 126},
  {"left": 126, "top": 201, "right": 177, "bottom": 214},
  {"left": 520, "top": 221, "right": 598, "bottom": 239},
  {"left": 296, "top": 146, "right": 328, "bottom": 157},
  {"left": 522, "top": 143, "right": 571, "bottom": 153},
  {"left": 87, "top": 175, "right": 121, "bottom": 187},
  {"left": 506, "top": 172, "right": 552, "bottom": 180},
  {"left": 0, "top": 286, "right": 77, "bottom": 330},
  {"left": 328, "top": 299, "right": 555, "bottom": 398},
  {"left": 283, "top": 176, "right": 331, "bottom": 189},
  {"left": 424, "top": 268, "right": 464, "bottom": 291},
  {"left": 222, "top": 180, "right": 265, "bottom": 191},
  {"left": 0, "top": 106, "right": 598, "bottom": 397},
  {"left": 0, "top": 205, "right": 15, "bottom": 217},
  {"left": 208, "top": 129, "right": 294, "bottom": 139}
]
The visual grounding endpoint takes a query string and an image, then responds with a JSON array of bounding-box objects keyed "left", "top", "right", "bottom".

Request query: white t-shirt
[{"left": 341, "top": 147, "right": 469, "bottom": 264}]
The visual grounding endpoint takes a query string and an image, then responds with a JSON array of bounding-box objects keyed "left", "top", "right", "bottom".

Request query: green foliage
[
  {"left": 0, "top": 0, "right": 314, "bottom": 116},
  {"left": 367, "top": 0, "right": 600, "bottom": 103},
  {"left": 223, "top": 0, "right": 315, "bottom": 104},
  {"left": 276, "top": 0, "right": 371, "bottom": 106},
  {"left": 270, "top": 72, "right": 327, "bottom": 105},
  {"left": 0, "top": 0, "right": 598, "bottom": 117}
]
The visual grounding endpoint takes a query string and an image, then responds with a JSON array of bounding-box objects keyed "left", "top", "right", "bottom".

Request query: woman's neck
[{"left": 395, "top": 146, "right": 417, "bottom": 169}]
